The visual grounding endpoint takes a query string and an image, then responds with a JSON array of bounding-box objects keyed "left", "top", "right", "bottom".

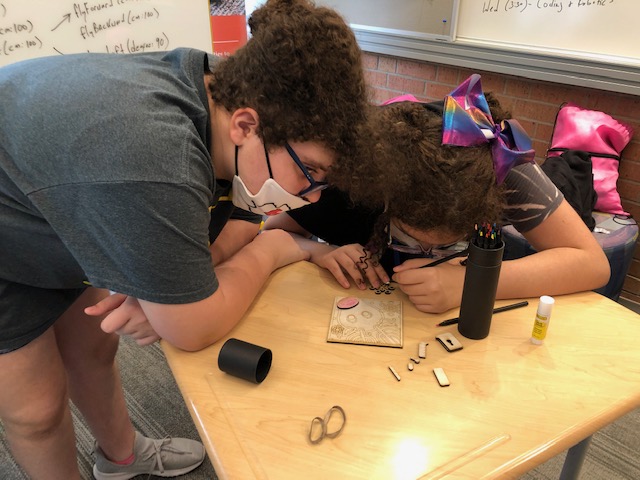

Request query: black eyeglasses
[
  {"left": 285, "top": 143, "right": 329, "bottom": 197},
  {"left": 386, "top": 221, "right": 469, "bottom": 258}
]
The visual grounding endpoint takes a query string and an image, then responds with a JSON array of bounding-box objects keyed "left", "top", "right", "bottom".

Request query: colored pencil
[{"left": 437, "top": 300, "right": 529, "bottom": 326}]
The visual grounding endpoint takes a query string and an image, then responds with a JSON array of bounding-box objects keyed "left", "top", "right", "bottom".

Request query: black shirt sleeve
[{"left": 287, "top": 188, "right": 382, "bottom": 246}]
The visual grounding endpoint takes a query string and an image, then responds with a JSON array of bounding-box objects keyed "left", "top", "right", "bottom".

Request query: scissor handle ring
[
  {"left": 323, "top": 405, "right": 346, "bottom": 439},
  {"left": 308, "top": 416, "right": 326, "bottom": 444}
]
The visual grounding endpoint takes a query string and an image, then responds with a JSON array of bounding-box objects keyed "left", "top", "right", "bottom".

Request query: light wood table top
[{"left": 162, "top": 261, "right": 640, "bottom": 479}]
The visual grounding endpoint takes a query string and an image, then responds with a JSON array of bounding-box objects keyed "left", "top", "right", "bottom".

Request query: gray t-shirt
[
  {"left": 0, "top": 48, "right": 258, "bottom": 304},
  {"left": 502, "top": 161, "right": 564, "bottom": 232}
]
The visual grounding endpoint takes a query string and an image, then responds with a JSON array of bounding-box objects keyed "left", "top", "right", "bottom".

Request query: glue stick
[{"left": 530, "top": 295, "right": 555, "bottom": 345}]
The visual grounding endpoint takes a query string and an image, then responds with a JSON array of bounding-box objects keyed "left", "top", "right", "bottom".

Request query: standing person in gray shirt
[{"left": 0, "top": 1, "right": 369, "bottom": 478}]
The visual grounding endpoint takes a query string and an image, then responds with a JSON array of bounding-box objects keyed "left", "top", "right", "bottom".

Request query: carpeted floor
[
  {"left": 1, "top": 335, "right": 638, "bottom": 479},
  {"left": 0, "top": 336, "right": 217, "bottom": 480}
]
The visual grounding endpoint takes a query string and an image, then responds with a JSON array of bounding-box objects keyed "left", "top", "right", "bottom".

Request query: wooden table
[{"left": 162, "top": 261, "right": 640, "bottom": 479}]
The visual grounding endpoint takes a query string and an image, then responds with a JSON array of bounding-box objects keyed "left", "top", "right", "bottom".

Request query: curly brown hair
[
  {"left": 208, "top": 0, "right": 369, "bottom": 168},
  {"left": 347, "top": 94, "right": 508, "bottom": 254}
]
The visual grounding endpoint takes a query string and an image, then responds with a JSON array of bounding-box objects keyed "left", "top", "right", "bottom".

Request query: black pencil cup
[
  {"left": 457, "top": 241, "right": 504, "bottom": 340},
  {"left": 218, "top": 338, "right": 272, "bottom": 384}
]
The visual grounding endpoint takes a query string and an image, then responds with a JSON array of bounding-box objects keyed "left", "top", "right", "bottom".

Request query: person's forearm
[
  {"left": 143, "top": 231, "right": 305, "bottom": 351},
  {"left": 207, "top": 236, "right": 282, "bottom": 329},
  {"left": 496, "top": 247, "right": 610, "bottom": 300},
  {"left": 496, "top": 200, "right": 610, "bottom": 301},
  {"left": 290, "top": 233, "right": 336, "bottom": 261},
  {"left": 210, "top": 220, "right": 260, "bottom": 265},
  {"left": 290, "top": 233, "right": 318, "bottom": 247}
]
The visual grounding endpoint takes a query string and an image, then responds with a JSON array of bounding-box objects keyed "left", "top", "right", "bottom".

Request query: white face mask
[
  {"left": 231, "top": 144, "right": 310, "bottom": 216},
  {"left": 232, "top": 175, "right": 310, "bottom": 216}
]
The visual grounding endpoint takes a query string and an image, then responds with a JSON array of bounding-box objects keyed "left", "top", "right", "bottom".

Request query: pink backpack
[{"left": 546, "top": 103, "right": 633, "bottom": 215}]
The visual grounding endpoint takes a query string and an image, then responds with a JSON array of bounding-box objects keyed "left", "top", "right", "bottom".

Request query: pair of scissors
[{"left": 308, "top": 405, "right": 346, "bottom": 444}]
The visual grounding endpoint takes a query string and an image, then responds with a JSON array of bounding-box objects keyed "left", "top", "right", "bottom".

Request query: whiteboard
[
  {"left": 340, "top": 0, "right": 639, "bottom": 94},
  {"left": 0, "top": 0, "right": 212, "bottom": 67},
  {"left": 315, "top": 0, "right": 459, "bottom": 41},
  {"left": 456, "top": 0, "right": 638, "bottom": 66}
]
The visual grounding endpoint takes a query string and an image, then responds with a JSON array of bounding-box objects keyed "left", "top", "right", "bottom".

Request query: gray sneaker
[{"left": 93, "top": 431, "right": 205, "bottom": 480}]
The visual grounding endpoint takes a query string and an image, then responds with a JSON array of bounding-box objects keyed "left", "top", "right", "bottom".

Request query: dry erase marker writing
[{"left": 531, "top": 295, "right": 555, "bottom": 345}]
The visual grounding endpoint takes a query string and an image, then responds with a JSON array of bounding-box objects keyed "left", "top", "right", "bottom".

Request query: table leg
[{"left": 559, "top": 436, "right": 592, "bottom": 480}]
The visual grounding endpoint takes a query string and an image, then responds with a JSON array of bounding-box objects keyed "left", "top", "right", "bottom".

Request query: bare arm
[
  {"left": 210, "top": 219, "right": 261, "bottom": 265},
  {"left": 88, "top": 219, "right": 261, "bottom": 346},
  {"left": 138, "top": 229, "right": 310, "bottom": 351},
  {"left": 393, "top": 200, "right": 610, "bottom": 313},
  {"left": 496, "top": 199, "right": 610, "bottom": 298},
  {"left": 265, "top": 213, "right": 388, "bottom": 288}
]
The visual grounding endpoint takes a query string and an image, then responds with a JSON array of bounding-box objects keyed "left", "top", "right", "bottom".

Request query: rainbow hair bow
[{"left": 442, "top": 74, "right": 535, "bottom": 184}]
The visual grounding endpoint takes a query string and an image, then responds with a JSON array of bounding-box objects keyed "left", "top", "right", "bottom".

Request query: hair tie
[{"left": 442, "top": 74, "right": 535, "bottom": 184}]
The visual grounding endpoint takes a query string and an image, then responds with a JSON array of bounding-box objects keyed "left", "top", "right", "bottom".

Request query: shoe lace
[{"left": 143, "top": 436, "right": 188, "bottom": 473}]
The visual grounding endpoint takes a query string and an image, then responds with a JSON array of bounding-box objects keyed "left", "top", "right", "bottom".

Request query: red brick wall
[{"left": 363, "top": 52, "right": 640, "bottom": 304}]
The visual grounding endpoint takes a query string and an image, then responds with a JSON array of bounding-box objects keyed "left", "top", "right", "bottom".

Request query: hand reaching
[{"left": 308, "top": 242, "right": 389, "bottom": 290}]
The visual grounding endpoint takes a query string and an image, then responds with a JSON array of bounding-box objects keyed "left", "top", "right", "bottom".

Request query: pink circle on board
[{"left": 337, "top": 296, "right": 360, "bottom": 309}]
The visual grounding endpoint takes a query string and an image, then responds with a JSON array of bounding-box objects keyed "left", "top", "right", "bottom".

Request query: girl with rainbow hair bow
[{"left": 265, "top": 74, "right": 610, "bottom": 314}]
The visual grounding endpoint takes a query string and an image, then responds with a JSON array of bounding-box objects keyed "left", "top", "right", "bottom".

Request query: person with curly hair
[
  {"left": 0, "top": 0, "right": 368, "bottom": 478},
  {"left": 265, "top": 75, "right": 610, "bottom": 314}
]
